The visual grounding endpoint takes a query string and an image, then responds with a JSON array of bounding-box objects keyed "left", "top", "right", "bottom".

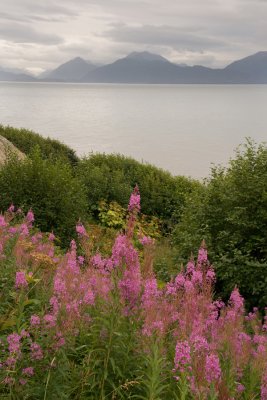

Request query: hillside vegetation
[{"left": 0, "top": 126, "right": 266, "bottom": 312}]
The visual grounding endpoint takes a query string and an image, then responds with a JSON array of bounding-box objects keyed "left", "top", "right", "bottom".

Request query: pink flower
[
  {"left": 237, "top": 383, "right": 245, "bottom": 393},
  {"left": 76, "top": 223, "right": 87, "bottom": 237},
  {"left": 26, "top": 210, "right": 34, "bottom": 225},
  {"left": 128, "top": 185, "right": 141, "bottom": 212},
  {"left": 174, "top": 340, "right": 191, "bottom": 374},
  {"left": 206, "top": 268, "right": 216, "bottom": 282},
  {"left": 22, "top": 367, "right": 34, "bottom": 376},
  {"left": 186, "top": 260, "right": 195, "bottom": 274},
  {"left": 7, "top": 333, "right": 21, "bottom": 354},
  {"left": 197, "top": 246, "right": 208, "bottom": 264},
  {"left": 205, "top": 354, "right": 221, "bottom": 384},
  {"left": 78, "top": 256, "right": 85, "bottom": 265},
  {"left": 43, "top": 314, "right": 56, "bottom": 328},
  {"left": 0, "top": 215, "right": 7, "bottom": 227},
  {"left": 30, "top": 315, "right": 40, "bottom": 326},
  {"left": 15, "top": 271, "right": 28, "bottom": 289},
  {"left": 191, "top": 270, "right": 203, "bottom": 286},
  {"left": 8, "top": 204, "right": 15, "bottom": 213},
  {"left": 230, "top": 287, "right": 244, "bottom": 311},
  {"left": 30, "top": 342, "right": 43, "bottom": 360},
  {"left": 139, "top": 236, "right": 154, "bottom": 246},
  {"left": 48, "top": 232, "right": 56, "bottom": 241},
  {"left": 20, "top": 223, "right": 29, "bottom": 236}
]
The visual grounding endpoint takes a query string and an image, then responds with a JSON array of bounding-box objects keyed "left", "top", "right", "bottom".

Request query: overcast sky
[{"left": 1, "top": 0, "right": 267, "bottom": 74}]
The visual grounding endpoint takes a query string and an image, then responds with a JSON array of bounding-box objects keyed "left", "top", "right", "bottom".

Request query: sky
[{"left": 1, "top": 0, "right": 267, "bottom": 75}]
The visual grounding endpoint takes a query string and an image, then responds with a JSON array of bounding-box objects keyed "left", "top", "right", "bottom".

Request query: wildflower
[
  {"left": 206, "top": 268, "right": 216, "bottom": 282},
  {"left": 7, "top": 333, "right": 21, "bottom": 354},
  {"left": 30, "top": 342, "right": 43, "bottom": 360},
  {"left": 197, "top": 245, "right": 208, "bottom": 264},
  {"left": 6, "top": 357, "right": 17, "bottom": 367},
  {"left": 22, "top": 367, "right": 34, "bottom": 376},
  {"left": 186, "top": 260, "right": 195, "bottom": 274},
  {"left": 19, "top": 378, "right": 27, "bottom": 385},
  {"left": 191, "top": 335, "right": 209, "bottom": 352},
  {"left": 205, "top": 354, "right": 221, "bottom": 384},
  {"left": 237, "top": 383, "right": 245, "bottom": 393},
  {"left": 139, "top": 236, "right": 154, "bottom": 246},
  {"left": 20, "top": 223, "right": 29, "bottom": 236},
  {"left": 30, "top": 315, "right": 41, "bottom": 326},
  {"left": 78, "top": 255, "right": 85, "bottom": 265},
  {"left": 174, "top": 273, "right": 185, "bottom": 288},
  {"left": 191, "top": 270, "right": 203, "bottom": 286},
  {"left": 48, "top": 232, "right": 56, "bottom": 241},
  {"left": 76, "top": 223, "right": 87, "bottom": 237},
  {"left": 174, "top": 340, "right": 191, "bottom": 374},
  {"left": 15, "top": 271, "right": 28, "bottom": 289},
  {"left": 0, "top": 215, "right": 7, "bottom": 227},
  {"left": 128, "top": 185, "right": 140, "bottom": 212},
  {"left": 8, "top": 204, "right": 15, "bottom": 213},
  {"left": 230, "top": 287, "right": 244, "bottom": 311},
  {"left": 26, "top": 209, "right": 34, "bottom": 225},
  {"left": 43, "top": 314, "right": 56, "bottom": 328}
]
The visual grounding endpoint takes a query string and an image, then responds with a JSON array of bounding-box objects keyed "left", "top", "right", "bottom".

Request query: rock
[{"left": 0, "top": 135, "right": 26, "bottom": 165}]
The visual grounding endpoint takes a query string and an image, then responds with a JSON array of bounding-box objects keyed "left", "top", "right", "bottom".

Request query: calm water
[{"left": 0, "top": 82, "right": 267, "bottom": 179}]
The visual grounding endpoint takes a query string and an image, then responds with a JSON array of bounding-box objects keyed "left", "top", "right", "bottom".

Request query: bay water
[{"left": 0, "top": 82, "right": 266, "bottom": 179}]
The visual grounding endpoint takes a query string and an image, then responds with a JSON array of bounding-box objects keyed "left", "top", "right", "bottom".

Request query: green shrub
[
  {"left": 0, "top": 149, "right": 87, "bottom": 246},
  {"left": 0, "top": 125, "right": 79, "bottom": 166},
  {"left": 173, "top": 139, "right": 267, "bottom": 309},
  {"left": 76, "top": 153, "right": 200, "bottom": 230}
]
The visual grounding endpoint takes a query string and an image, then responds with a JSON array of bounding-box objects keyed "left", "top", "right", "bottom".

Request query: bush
[
  {"left": 173, "top": 139, "right": 267, "bottom": 309},
  {"left": 0, "top": 125, "right": 79, "bottom": 166},
  {"left": 76, "top": 153, "right": 200, "bottom": 230},
  {"left": 0, "top": 149, "right": 87, "bottom": 246}
]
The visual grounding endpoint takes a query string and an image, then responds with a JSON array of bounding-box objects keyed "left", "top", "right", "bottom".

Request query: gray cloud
[
  {"left": 102, "top": 24, "right": 227, "bottom": 51},
  {"left": 0, "top": 22, "right": 63, "bottom": 45},
  {"left": 0, "top": 0, "right": 267, "bottom": 72}
]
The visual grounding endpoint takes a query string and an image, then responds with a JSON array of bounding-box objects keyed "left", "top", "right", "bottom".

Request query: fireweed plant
[{"left": 0, "top": 188, "right": 266, "bottom": 399}]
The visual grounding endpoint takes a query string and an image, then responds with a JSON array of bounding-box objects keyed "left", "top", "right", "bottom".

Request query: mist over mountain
[
  {"left": 0, "top": 51, "right": 267, "bottom": 83},
  {"left": 40, "top": 57, "right": 97, "bottom": 82},
  {"left": 0, "top": 68, "right": 36, "bottom": 82}
]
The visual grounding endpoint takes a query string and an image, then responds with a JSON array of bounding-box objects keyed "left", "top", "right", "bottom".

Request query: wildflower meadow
[{"left": 0, "top": 188, "right": 266, "bottom": 399}]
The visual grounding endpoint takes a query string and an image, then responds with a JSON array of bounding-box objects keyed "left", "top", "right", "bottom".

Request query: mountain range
[{"left": 1, "top": 51, "right": 267, "bottom": 84}]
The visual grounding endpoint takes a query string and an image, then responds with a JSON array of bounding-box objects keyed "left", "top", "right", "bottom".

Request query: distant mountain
[
  {"left": 0, "top": 68, "right": 36, "bottom": 82},
  {"left": 82, "top": 51, "right": 229, "bottom": 84},
  {"left": 40, "top": 57, "right": 97, "bottom": 82},
  {"left": 224, "top": 51, "right": 267, "bottom": 83},
  {"left": 1, "top": 51, "right": 267, "bottom": 83}
]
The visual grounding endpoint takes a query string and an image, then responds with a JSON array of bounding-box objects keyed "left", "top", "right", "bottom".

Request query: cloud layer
[{"left": 1, "top": 0, "right": 267, "bottom": 74}]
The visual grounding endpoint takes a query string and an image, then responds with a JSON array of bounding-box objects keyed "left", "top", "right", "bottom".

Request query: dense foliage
[
  {"left": 173, "top": 140, "right": 267, "bottom": 309},
  {"left": 0, "top": 190, "right": 266, "bottom": 399},
  {"left": 76, "top": 153, "right": 200, "bottom": 230},
  {"left": 0, "top": 150, "right": 87, "bottom": 246},
  {"left": 0, "top": 125, "right": 78, "bottom": 166}
]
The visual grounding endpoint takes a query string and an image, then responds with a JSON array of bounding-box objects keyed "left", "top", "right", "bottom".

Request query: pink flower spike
[
  {"left": 205, "top": 354, "right": 221, "bottom": 384},
  {"left": 0, "top": 215, "right": 7, "bottom": 227},
  {"left": 128, "top": 185, "right": 141, "bottom": 212},
  {"left": 48, "top": 232, "right": 56, "bottom": 241},
  {"left": 8, "top": 204, "right": 15, "bottom": 213},
  {"left": 76, "top": 223, "right": 87, "bottom": 237},
  {"left": 15, "top": 271, "right": 28, "bottom": 289},
  {"left": 22, "top": 367, "right": 34, "bottom": 376},
  {"left": 26, "top": 209, "right": 34, "bottom": 225}
]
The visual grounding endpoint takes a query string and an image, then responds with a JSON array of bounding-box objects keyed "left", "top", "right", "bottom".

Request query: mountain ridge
[{"left": 1, "top": 51, "right": 267, "bottom": 83}]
